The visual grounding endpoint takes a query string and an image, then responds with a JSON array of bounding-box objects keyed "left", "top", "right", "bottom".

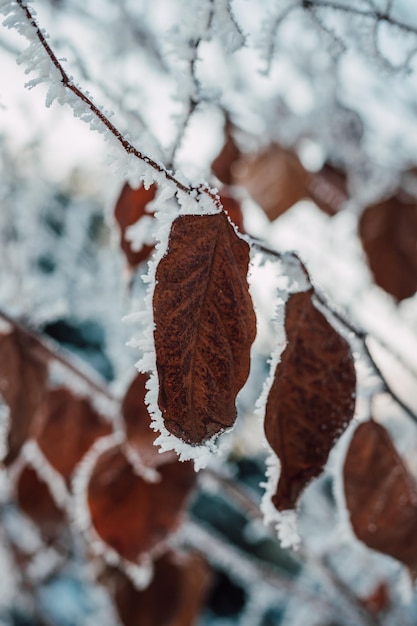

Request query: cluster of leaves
[
  {"left": 2, "top": 0, "right": 417, "bottom": 624},
  {"left": 0, "top": 323, "right": 212, "bottom": 625}
]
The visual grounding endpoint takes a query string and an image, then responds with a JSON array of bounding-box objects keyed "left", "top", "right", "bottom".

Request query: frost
[
  {"left": 22, "top": 440, "right": 69, "bottom": 508},
  {"left": 212, "top": 0, "right": 245, "bottom": 53},
  {"left": 125, "top": 215, "right": 156, "bottom": 251}
]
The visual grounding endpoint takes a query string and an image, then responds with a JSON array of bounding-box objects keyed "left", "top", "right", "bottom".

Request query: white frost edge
[
  {"left": 48, "top": 359, "right": 119, "bottom": 422},
  {"left": 133, "top": 187, "right": 234, "bottom": 470},
  {"left": 21, "top": 439, "right": 70, "bottom": 509},
  {"left": 70, "top": 432, "right": 153, "bottom": 590},
  {"left": 255, "top": 289, "right": 301, "bottom": 549}
]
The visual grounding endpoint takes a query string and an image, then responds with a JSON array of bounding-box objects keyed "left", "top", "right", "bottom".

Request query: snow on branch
[{"left": 0, "top": 0, "right": 222, "bottom": 210}]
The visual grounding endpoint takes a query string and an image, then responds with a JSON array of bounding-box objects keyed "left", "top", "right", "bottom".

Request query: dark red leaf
[
  {"left": 16, "top": 465, "right": 66, "bottom": 541},
  {"left": 306, "top": 163, "right": 349, "bottom": 216},
  {"left": 0, "top": 329, "right": 48, "bottom": 465},
  {"left": 87, "top": 446, "right": 196, "bottom": 562},
  {"left": 122, "top": 373, "right": 176, "bottom": 468},
  {"left": 35, "top": 388, "right": 112, "bottom": 482},
  {"left": 234, "top": 144, "right": 309, "bottom": 221},
  {"left": 344, "top": 420, "right": 417, "bottom": 575},
  {"left": 359, "top": 193, "right": 417, "bottom": 301},
  {"left": 264, "top": 289, "right": 356, "bottom": 511},
  {"left": 153, "top": 212, "right": 256, "bottom": 445},
  {"left": 111, "top": 550, "right": 212, "bottom": 626},
  {"left": 114, "top": 182, "right": 157, "bottom": 268}
]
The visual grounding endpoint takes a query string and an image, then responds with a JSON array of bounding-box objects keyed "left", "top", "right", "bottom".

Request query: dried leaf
[
  {"left": 35, "top": 388, "right": 112, "bottom": 482},
  {"left": 111, "top": 550, "right": 211, "bottom": 626},
  {"left": 153, "top": 213, "right": 256, "bottom": 445},
  {"left": 234, "top": 145, "right": 309, "bottom": 221},
  {"left": 122, "top": 373, "right": 175, "bottom": 467},
  {"left": 344, "top": 420, "right": 417, "bottom": 574},
  {"left": 16, "top": 465, "right": 66, "bottom": 541},
  {"left": 211, "top": 120, "right": 241, "bottom": 185},
  {"left": 0, "top": 329, "right": 48, "bottom": 465},
  {"left": 264, "top": 290, "right": 356, "bottom": 511},
  {"left": 114, "top": 182, "right": 157, "bottom": 268},
  {"left": 359, "top": 193, "right": 417, "bottom": 301},
  {"left": 306, "top": 163, "right": 349, "bottom": 216},
  {"left": 87, "top": 446, "right": 195, "bottom": 562}
]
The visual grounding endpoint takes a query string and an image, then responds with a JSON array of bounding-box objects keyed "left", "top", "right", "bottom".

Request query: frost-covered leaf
[
  {"left": 35, "top": 388, "right": 112, "bottom": 482},
  {"left": 87, "top": 446, "right": 195, "bottom": 563},
  {"left": 110, "top": 550, "right": 211, "bottom": 626},
  {"left": 114, "top": 183, "right": 157, "bottom": 268},
  {"left": 122, "top": 373, "right": 175, "bottom": 468},
  {"left": 359, "top": 193, "right": 417, "bottom": 301},
  {"left": 264, "top": 289, "right": 356, "bottom": 511},
  {"left": 235, "top": 145, "right": 309, "bottom": 221},
  {"left": 0, "top": 330, "right": 48, "bottom": 465},
  {"left": 153, "top": 212, "right": 256, "bottom": 445},
  {"left": 344, "top": 420, "right": 417, "bottom": 575},
  {"left": 306, "top": 162, "right": 349, "bottom": 215},
  {"left": 16, "top": 465, "right": 66, "bottom": 541}
]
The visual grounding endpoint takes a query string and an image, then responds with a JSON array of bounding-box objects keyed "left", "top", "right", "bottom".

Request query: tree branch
[
  {"left": 11, "top": 0, "right": 222, "bottom": 209},
  {"left": 302, "top": 0, "right": 417, "bottom": 37}
]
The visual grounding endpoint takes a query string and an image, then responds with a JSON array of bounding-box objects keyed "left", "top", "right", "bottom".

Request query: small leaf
[
  {"left": 153, "top": 213, "right": 256, "bottom": 445},
  {"left": 264, "top": 290, "right": 356, "bottom": 511},
  {"left": 35, "top": 388, "right": 112, "bottom": 482},
  {"left": 114, "top": 182, "right": 157, "bottom": 268},
  {"left": 306, "top": 163, "right": 349, "bottom": 216},
  {"left": 0, "top": 329, "right": 48, "bottom": 465},
  {"left": 110, "top": 550, "right": 211, "bottom": 626},
  {"left": 344, "top": 420, "right": 417, "bottom": 575},
  {"left": 359, "top": 193, "right": 417, "bottom": 301},
  {"left": 122, "top": 373, "right": 175, "bottom": 468},
  {"left": 87, "top": 446, "right": 195, "bottom": 562},
  {"left": 234, "top": 144, "right": 308, "bottom": 221},
  {"left": 16, "top": 465, "right": 66, "bottom": 541}
]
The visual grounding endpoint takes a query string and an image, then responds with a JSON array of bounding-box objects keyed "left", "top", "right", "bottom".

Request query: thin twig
[
  {"left": 251, "top": 239, "right": 417, "bottom": 425},
  {"left": 0, "top": 308, "right": 114, "bottom": 401},
  {"left": 302, "top": 0, "right": 417, "bottom": 36},
  {"left": 13, "top": 0, "right": 222, "bottom": 209}
]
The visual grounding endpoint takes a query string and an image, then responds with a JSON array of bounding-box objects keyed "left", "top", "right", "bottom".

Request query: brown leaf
[
  {"left": 264, "top": 289, "right": 356, "bottom": 511},
  {"left": 219, "top": 189, "right": 245, "bottom": 233},
  {"left": 16, "top": 465, "right": 66, "bottom": 541},
  {"left": 344, "top": 420, "right": 417, "bottom": 574},
  {"left": 359, "top": 193, "right": 417, "bottom": 301},
  {"left": 306, "top": 163, "right": 349, "bottom": 216},
  {"left": 211, "top": 120, "right": 241, "bottom": 185},
  {"left": 35, "top": 388, "right": 112, "bottom": 482},
  {"left": 111, "top": 550, "right": 212, "bottom": 626},
  {"left": 122, "top": 373, "right": 176, "bottom": 468},
  {"left": 87, "top": 446, "right": 196, "bottom": 562},
  {"left": 153, "top": 213, "right": 256, "bottom": 445},
  {"left": 234, "top": 144, "right": 309, "bottom": 221},
  {"left": 0, "top": 329, "right": 48, "bottom": 465},
  {"left": 114, "top": 182, "right": 157, "bottom": 268}
]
